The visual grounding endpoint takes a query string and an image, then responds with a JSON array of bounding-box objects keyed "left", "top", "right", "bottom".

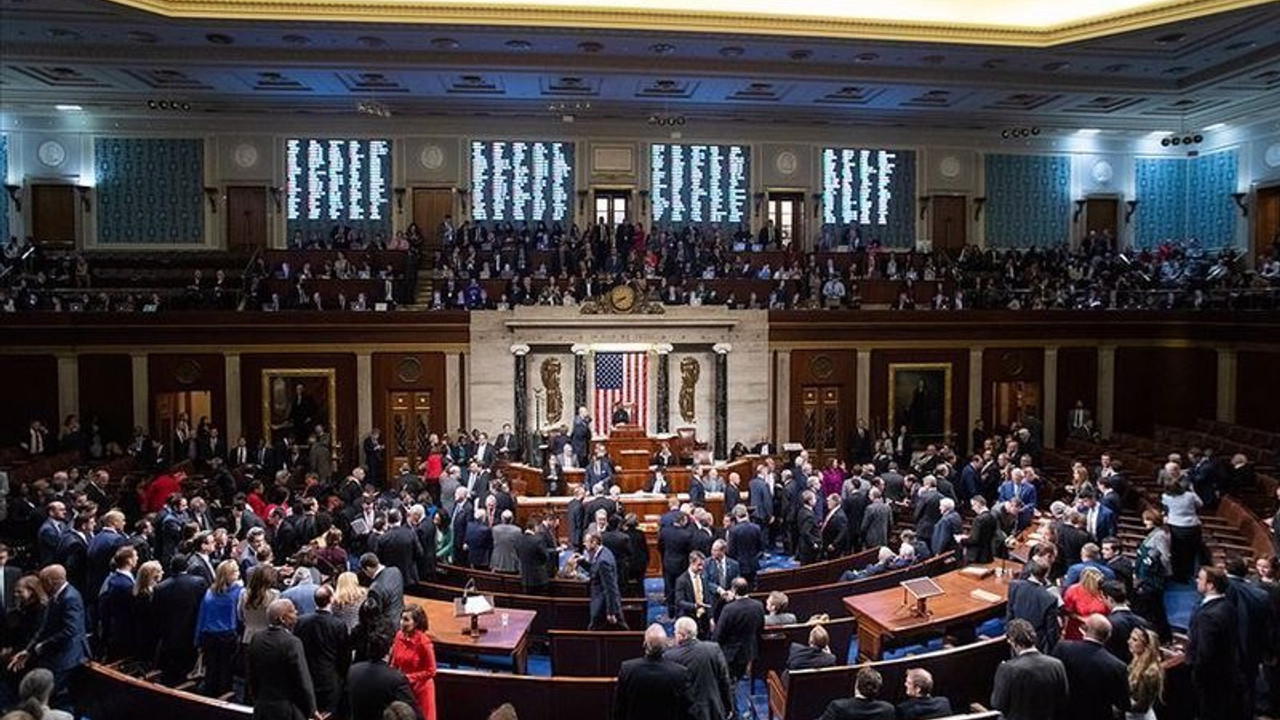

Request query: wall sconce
[
  {"left": 753, "top": 192, "right": 766, "bottom": 217},
  {"left": 455, "top": 187, "right": 470, "bottom": 218},
  {"left": 974, "top": 197, "right": 988, "bottom": 221},
  {"left": 1124, "top": 200, "right": 1139, "bottom": 224},
  {"left": 75, "top": 186, "right": 91, "bottom": 213},
  {"left": 811, "top": 192, "right": 823, "bottom": 219},
  {"left": 918, "top": 195, "right": 931, "bottom": 221},
  {"left": 394, "top": 187, "right": 406, "bottom": 214},
  {"left": 3, "top": 184, "right": 21, "bottom": 213},
  {"left": 268, "top": 186, "right": 283, "bottom": 213},
  {"left": 638, "top": 189, "right": 651, "bottom": 216},
  {"left": 1230, "top": 192, "right": 1249, "bottom": 217},
  {"left": 1073, "top": 199, "right": 1087, "bottom": 224},
  {"left": 577, "top": 189, "right": 588, "bottom": 218},
  {"left": 203, "top": 187, "right": 219, "bottom": 214}
]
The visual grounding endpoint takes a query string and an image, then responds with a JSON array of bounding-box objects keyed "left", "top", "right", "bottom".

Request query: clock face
[
  {"left": 610, "top": 285, "right": 636, "bottom": 312},
  {"left": 38, "top": 140, "right": 67, "bottom": 168}
]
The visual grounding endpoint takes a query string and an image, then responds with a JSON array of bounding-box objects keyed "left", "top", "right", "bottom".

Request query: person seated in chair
[
  {"left": 839, "top": 544, "right": 915, "bottom": 582},
  {"left": 786, "top": 624, "right": 838, "bottom": 671},
  {"left": 611, "top": 403, "right": 631, "bottom": 426},
  {"left": 895, "top": 668, "right": 953, "bottom": 720}
]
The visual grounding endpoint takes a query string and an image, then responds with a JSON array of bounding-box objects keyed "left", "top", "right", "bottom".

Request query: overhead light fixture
[
  {"left": 55, "top": 104, "right": 82, "bottom": 112},
  {"left": 1076, "top": 128, "right": 1101, "bottom": 136},
  {"left": 1203, "top": 122, "right": 1226, "bottom": 131}
]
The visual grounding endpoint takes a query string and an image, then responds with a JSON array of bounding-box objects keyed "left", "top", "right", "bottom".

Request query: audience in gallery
[
  {"left": 4, "top": 223, "right": 1278, "bottom": 313},
  {"left": 2, "top": 401, "right": 1279, "bottom": 720}
]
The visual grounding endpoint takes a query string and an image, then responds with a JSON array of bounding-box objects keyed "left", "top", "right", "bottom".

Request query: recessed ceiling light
[
  {"left": 1203, "top": 122, "right": 1226, "bottom": 131},
  {"left": 650, "top": 43, "right": 676, "bottom": 55},
  {"left": 205, "top": 33, "right": 234, "bottom": 45},
  {"left": 1154, "top": 32, "right": 1187, "bottom": 45},
  {"left": 1042, "top": 61, "right": 1071, "bottom": 72},
  {"left": 1076, "top": 128, "right": 1101, "bottom": 135},
  {"left": 505, "top": 39, "right": 532, "bottom": 51},
  {"left": 855, "top": 53, "right": 879, "bottom": 63},
  {"left": 56, "top": 104, "right": 83, "bottom": 111},
  {"left": 789, "top": 49, "right": 812, "bottom": 61},
  {"left": 719, "top": 46, "right": 744, "bottom": 58},
  {"left": 578, "top": 41, "right": 603, "bottom": 53},
  {"left": 430, "top": 37, "right": 460, "bottom": 50}
]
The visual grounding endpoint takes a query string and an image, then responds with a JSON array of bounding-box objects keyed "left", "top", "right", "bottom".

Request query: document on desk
[{"left": 969, "top": 589, "right": 1002, "bottom": 604}]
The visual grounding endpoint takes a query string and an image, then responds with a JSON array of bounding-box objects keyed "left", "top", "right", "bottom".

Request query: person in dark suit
[
  {"left": 246, "top": 599, "right": 317, "bottom": 720},
  {"left": 725, "top": 506, "right": 764, "bottom": 585},
  {"left": 929, "top": 498, "right": 963, "bottom": 559},
  {"left": 585, "top": 532, "right": 624, "bottom": 629},
  {"left": 96, "top": 545, "right": 137, "bottom": 660},
  {"left": 566, "top": 485, "right": 588, "bottom": 551},
  {"left": 294, "top": 585, "right": 349, "bottom": 715},
  {"left": 10, "top": 565, "right": 91, "bottom": 707},
  {"left": 1079, "top": 491, "right": 1117, "bottom": 542},
  {"left": 786, "top": 624, "right": 837, "bottom": 670},
  {"left": 817, "top": 667, "right": 896, "bottom": 720},
  {"left": 360, "top": 553, "right": 404, "bottom": 629},
  {"left": 747, "top": 468, "right": 774, "bottom": 529},
  {"left": 796, "top": 491, "right": 821, "bottom": 564},
  {"left": 0, "top": 544, "right": 23, "bottom": 613},
  {"left": 895, "top": 667, "right": 953, "bottom": 720},
  {"left": 659, "top": 512, "right": 694, "bottom": 617},
  {"left": 449, "top": 496, "right": 473, "bottom": 566},
  {"left": 821, "top": 493, "right": 850, "bottom": 559},
  {"left": 153, "top": 555, "right": 208, "bottom": 684},
  {"left": 494, "top": 423, "right": 520, "bottom": 463},
  {"left": 1101, "top": 581, "right": 1150, "bottom": 664},
  {"left": 913, "top": 483, "right": 942, "bottom": 551},
  {"left": 461, "top": 461, "right": 490, "bottom": 504},
  {"left": 1051, "top": 614, "right": 1130, "bottom": 720},
  {"left": 712, "top": 577, "right": 764, "bottom": 699},
  {"left": 85, "top": 511, "right": 131, "bottom": 604},
  {"left": 990, "top": 619, "right": 1069, "bottom": 720},
  {"left": 1225, "top": 554, "right": 1271, "bottom": 717},
  {"left": 665, "top": 616, "right": 733, "bottom": 720},
  {"left": 959, "top": 496, "right": 998, "bottom": 564},
  {"left": 611, "top": 403, "right": 631, "bottom": 426},
  {"left": 1005, "top": 561, "right": 1061, "bottom": 653},
  {"left": 186, "top": 531, "right": 218, "bottom": 587},
  {"left": 374, "top": 509, "right": 424, "bottom": 585},
  {"left": 362, "top": 429, "right": 386, "bottom": 482},
  {"left": 343, "top": 631, "right": 423, "bottom": 720},
  {"left": 54, "top": 514, "right": 92, "bottom": 594},
  {"left": 674, "top": 552, "right": 711, "bottom": 636},
  {"left": 570, "top": 407, "right": 592, "bottom": 462},
  {"left": 514, "top": 521, "right": 554, "bottom": 592},
  {"left": 1179, "top": 564, "right": 1236, "bottom": 713},
  {"left": 463, "top": 510, "right": 493, "bottom": 569},
  {"left": 614, "top": 624, "right": 694, "bottom": 720},
  {"left": 623, "top": 514, "right": 650, "bottom": 593},
  {"left": 688, "top": 473, "right": 708, "bottom": 508},
  {"left": 723, "top": 472, "right": 743, "bottom": 516},
  {"left": 471, "top": 432, "right": 496, "bottom": 468}
]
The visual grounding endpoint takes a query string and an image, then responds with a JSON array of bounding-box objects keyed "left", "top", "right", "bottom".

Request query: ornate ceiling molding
[{"left": 97, "top": 0, "right": 1276, "bottom": 47}]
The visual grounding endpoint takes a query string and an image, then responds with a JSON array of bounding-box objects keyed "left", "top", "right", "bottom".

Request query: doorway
[
  {"left": 226, "top": 186, "right": 268, "bottom": 249},
  {"left": 990, "top": 381, "right": 1040, "bottom": 432},
  {"left": 1256, "top": 185, "right": 1280, "bottom": 262},
  {"left": 799, "top": 386, "right": 842, "bottom": 465},
  {"left": 593, "top": 189, "right": 631, "bottom": 227},
  {"left": 930, "top": 195, "right": 967, "bottom": 250},
  {"left": 412, "top": 188, "right": 454, "bottom": 248},
  {"left": 1084, "top": 197, "right": 1119, "bottom": 243},
  {"left": 154, "top": 390, "right": 212, "bottom": 462},
  {"left": 387, "top": 391, "right": 433, "bottom": 484},
  {"left": 767, "top": 192, "right": 805, "bottom": 248},
  {"left": 30, "top": 184, "right": 77, "bottom": 246}
]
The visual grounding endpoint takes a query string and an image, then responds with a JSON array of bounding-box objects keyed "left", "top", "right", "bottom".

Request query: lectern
[
  {"left": 454, "top": 593, "right": 495, "bottom": 638},
  {"left": 900, "top": 577, "right": 945, "bottom": 618}
]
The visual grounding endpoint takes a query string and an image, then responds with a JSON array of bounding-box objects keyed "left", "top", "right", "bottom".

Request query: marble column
[
  {"left": 655, "top": 344, "right": 673, "bottom": 434},
  {"left": 774, "top": 350, "right": 792, "bottom": 443},
  {"left": 1098, "top": 345, "right": 1116, "bottom": 438},
  {"left": 56, "top": 353, "right": 78, "bottom": 426},
  {"left": 224, "top": 353, "right": 242, "bottom": 442},
  {"left": 356, "top": 352, "right": 373, "bottom": 439},
  {"left": 512, "top": 344, "right": 531, "bottom": 451},
  {"left": 968, "top": 348, "right": 983, "bottom": 449},
  {"left": 855, "top": 349, "right": 871, "bottom": 424},
  {"left": 445, "top": 352, "right": 462, "bottom": 431},
  {"left": 714, "top": 343, "right": 731, "bottom": 459},
  {"left": 572, "top": 344, "right": 589, "bottom": 414},
  {"left": 1043, "top": 346, "right": 1058, "bottom": 450},
  {"left": 131, "top": 352, "right": 149, "bottom": 431},
  {"left": 1216, "top": 348, "right": 1237, "bottom": 423}
]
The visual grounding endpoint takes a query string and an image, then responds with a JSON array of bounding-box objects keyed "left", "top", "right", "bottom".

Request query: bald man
[
  {"left": 664, "top": 617, "right": 733, "bottom": 720},
  {"left": 247, "top": 598, "right": 317, "bottom": 720},
  {"left": 1051, "top": 614, "right": 1129, "bottom": 720},
  {"left": 8, "top": 565, "right": 89, "bottom": 709},
  {"left": 614, "top": 624, "right": 694, "bottom": 720}
]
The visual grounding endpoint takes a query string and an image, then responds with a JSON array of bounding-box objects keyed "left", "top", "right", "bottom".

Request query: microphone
[{"left": 462, "top": 578, "right": 477, "bottom": 600}]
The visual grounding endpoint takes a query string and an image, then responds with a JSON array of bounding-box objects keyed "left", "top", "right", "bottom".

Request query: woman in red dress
[
  {"left": 1061, "top": 566, "right": 1111, "bottom": 640},
  {"left": 390, "top": 605, "right": 437, "bottom": 720},
  {"left": 419, "top": 433, "right": 446, "bottom": 506}
]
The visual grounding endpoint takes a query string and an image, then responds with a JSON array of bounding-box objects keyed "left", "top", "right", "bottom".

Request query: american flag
[{"left": 594, "top": 352, "right": 648, "bottom": 434}]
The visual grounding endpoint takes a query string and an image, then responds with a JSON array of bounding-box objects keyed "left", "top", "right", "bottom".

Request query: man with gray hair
[
  {"left": 665, "top": 616, "right": 733, "bottom": 720},
  {"left": 490, "top": 509, "right": 521, "bottom": 574},
  {"left": 931, "top": 497, "right": 963, "bottom": 557},
  {"left": 246, "top": 598, "right": 316, "bottom": 720},
  {"left": 614, "top": 623, "right": 693, "bottom": 720}
]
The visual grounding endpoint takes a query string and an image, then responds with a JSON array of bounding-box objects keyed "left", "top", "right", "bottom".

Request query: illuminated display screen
[
  {"left": 650, "top": 143, "right": 750, "bottom": 224},
  {"left": 470, "top": 140, "right": 574, "bottom": 222},
  {"left": 285, "top": 138, "right": 391, "bottom": 237}
]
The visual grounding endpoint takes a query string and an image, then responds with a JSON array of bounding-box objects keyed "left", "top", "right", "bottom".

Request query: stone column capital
[
  {"left": 571, "top": 344, "right": 590, "bottom": 356},
  {"left": 654, "top": 343, "right": 674, "bottom": 355},
  {"left": 713, "top": 343, "right": 733, "bottom": 355},
  {"left": 511, "top": 344, "right": 531, "bottom": 356}
]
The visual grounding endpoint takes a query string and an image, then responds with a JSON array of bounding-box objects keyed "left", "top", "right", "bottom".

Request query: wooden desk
[
  {"left": 505, "top": 455, "right": 754, "bottom": 495},
  {"left": 842, "top": 562, "right": 1019, "bottom": 660},
  {"left": 404, "top": 595, "right": 536, "bottom": 673}
]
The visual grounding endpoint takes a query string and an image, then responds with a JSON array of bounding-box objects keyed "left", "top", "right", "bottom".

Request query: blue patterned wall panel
[
  {"left": 1135, "top": 157, "right": 1188, "bottom": 248},
  {"left": 984, "top": 154, "right": 1071, "bottom": 247},
  {"left": 1186, "top": 149, "right": 1238, "bottom": 249},
  {"left": 876, "top": 149, "right": 916, "bottom": 248},
  {"left": 95, "top": 138, "right": 204, "bottom": 244},
  {"left": 0, "top": 135, "right": 8, "bottom": 244}
]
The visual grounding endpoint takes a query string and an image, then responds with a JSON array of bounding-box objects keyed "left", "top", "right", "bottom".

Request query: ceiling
[{"left": 1, "top": 0, "right": 1279, "bottom": 131}]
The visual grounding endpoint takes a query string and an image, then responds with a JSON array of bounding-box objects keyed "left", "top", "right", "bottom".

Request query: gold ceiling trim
[{"left": 99, "top": 0, "right": 1273, "bottom": 46}]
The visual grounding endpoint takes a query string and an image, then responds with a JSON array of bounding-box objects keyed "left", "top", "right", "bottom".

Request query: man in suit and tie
[
  {"left": 570, "top": 406, "right": 592, "bottom": 462},
  {"left": 1005, "top": 561, "right": 1061, "bottom": 653},
  {"left": 713, "top": 577, "right": 765, "bottom": 708},
  {"left": 658, "top": 511, "right": 694, "bottom": 618},
  {"left": 786, "top": 624, "right": 838, "bottom": 671},
  {"left": 230, "top": 436, "right": 251, "bottom": 468},
  {"left": 37, "top": 501, "right": 68, "bottom": 568},
  {"left": 930, "top": 497, "right": 963, "bottom": 558},
  {"left": 0, "top": 544, "right": 23, "bottom": 614},
  {"left": 55, "top": 514, "right": 93, "bottom": 593},
  {"left": 895, "top": 668, "right": 953, "bottom": 720},
  {"left": 463, "top": 508, "right": 493, "bottom": 568},
  {"left": 362, "top": 429, "right": 386, "bottom": 484},
  {"left": 1079, "top": 490, "right": 1117, "bottom": 542},
  {"left": 1102, "top": 581, "right": 1150, "bottom": 664},
  {"left": 342, "top": 631, "right": 422, "bottom": 720},
  {"left": 1067, "top": 400, "right": 1092, "bottom": 437},
  {"left": 990, "top": 619, "right": 1070, "bottom": 720},
  {"left": 514, "top": 520, "right": 554, "bottom": 592},
  {"left": 1052, "top": 615, "right": 1130, "bottom": 720},
  {"left": 246, "top": 599, "right": 317, "bottom": 720},
  {"left": 9, "top": 565, "right": 91, "bottom": 708},
  {"left": 373, "top": 509, "right": 424, "bottom": 584},
  {"left": 747, "top": 465, "right": 774, "bottom": 529},
  {"left": 86, "top": 510, "right": 130, "bottom": 603},
  {"left": 614, "top": 624, "right": 694, "bottom": 720},
  {"left": 674, "top": 551, "right": 711, "bottom": 637},
  {"left": 725, "top": 506, "right": 764, "bottom": 586},
  {"left": 186, "top": 531, "right": 218, "bottom": 586},
  {"left": 495, "top": 423, "right": 520, "bottom": 463},
  {"left": 584, "top": 444, "right": 614, "bottom": 491},
  {"left": 998, "top": 468, "right": 1038, "bottom": 532},
  {"left": 664, "top": 616, "right": 733, "bottom": 720},
  {"left": 815, "top": 666, "right": 896, "bottom": 720},
  {"left": 796, "top": 491, "right": 822, "bottom": 564},
  {"left": 472, "top": 432, "right": 496, "bottom": 468},
  {"left": 820, "top": 492, "right": 850, "bottom": 559},
  {"left": 154, "top": 555, "right": 207, "bottom": 684},
  {"left": 585, "top": 532, "right": 624, "bottom": 629},
  {"left": 360, "top": 552, "right": 404, "bottom": 628},
  {"left": 490, "top": 510, "right": 522, "bottom": 574},
  {"left": 1226, "top": 555, "right": 1271, "bottom": 717},
  {"left": 703, "top": 540, "right": 739, "bottom": 609},
  {"left": 461, "top": 460, "right": 490, "bottom": 504},
  {"left": 959, "top": 495, "right": 998, "bottom": 564},
  {"left": 294, "top": 585, "right": 349, "bottom": 715}
]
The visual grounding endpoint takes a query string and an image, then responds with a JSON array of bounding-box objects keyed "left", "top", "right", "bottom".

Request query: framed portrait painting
[
  {"left": 262, "top": 368, "right": 336, "bottom": 446},
  {"left": 888, "top": 363, "right": 952, "bottom": 443}
]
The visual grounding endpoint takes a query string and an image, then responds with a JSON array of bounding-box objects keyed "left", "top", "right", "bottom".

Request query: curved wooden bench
[
  {"left": 410, "top": 580, "right": 647, "bottom": 639},
  {"left": 750, "top": 552, "right": 958, "bottom": 620},
  {"left": 74, "top": 662, "right": 250, "bottom": 720},
  {"left": 754, "top": 546, "right": 880, "bottom": 591}
]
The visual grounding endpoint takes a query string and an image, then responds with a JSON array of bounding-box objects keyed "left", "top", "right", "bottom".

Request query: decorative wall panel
[
  {"left": 1186, "top": 149, "right": 1238, "bottom": 248},
  {"left": 984, "top": 154, "right": 1071, "bottom": 247},
  {"left": 94, "top": 138, "right": 204, "bottom": 244},
  {"left": 0, "top": 134, "right": 8, "bottom": 244}
]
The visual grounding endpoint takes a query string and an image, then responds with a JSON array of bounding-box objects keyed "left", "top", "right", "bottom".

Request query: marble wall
[{"left": 469, "top": 306, "right": 769, "bottom": 457}]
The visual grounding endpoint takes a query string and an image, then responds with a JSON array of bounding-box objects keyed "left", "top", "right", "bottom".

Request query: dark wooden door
[
  {"left": 387, "top": 390, "right": 433, "bottom": 484},
  {"left": 931, "top": 195, "right": 967, "bottom": 250},
  {"left": 1085, "top": 197, "right": 1119, "bottom": 239},
  {"left": 1256, "top": 186, "right": 1280, "bottom": 261},
  {"left": 413, "top": 188, "right": 454, "bottom": 247},
  {"left": 30, "top": 184, "right": 76, "bottom": 245},
  {"left": 226, "top": 186, "right": 268, "bottom": 249},
  {"left": 799, "top": 386, "right": 842, "bottom": 465}
]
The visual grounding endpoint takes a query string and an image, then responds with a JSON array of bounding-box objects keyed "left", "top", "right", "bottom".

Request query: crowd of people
[{"left": 2, "top": 397, "right": 1278, "bottom": 720}]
